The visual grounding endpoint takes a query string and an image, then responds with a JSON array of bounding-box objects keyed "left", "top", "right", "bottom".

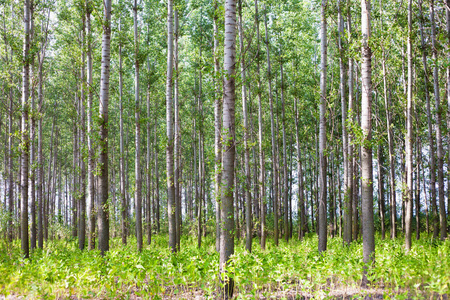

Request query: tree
[
  {"left": 166, "top": 0, "right": 176, "bottom": 253},
  {"left": 134, "top": 0, "right": 143, "bottom": 252},
  {"left": 318, "top": 0, "right": 327, "bottom": 254},
  {"left": 97, "top": 0, "right": 112, "bottom": 256},
  {"left": 238, "top": 0, "right": 252, "bottom": 252},
  {"left": 21, "top": 0, "right": 32, "bottom": 259},
  {"left": 405, "top": 0, "right": 413, "bottom": 251},
  {"left": 361, "top": 0, "right": 375, "bottom": 285},
  {"left": 220, "top": 0, "right": 237, "bottom": 297}
]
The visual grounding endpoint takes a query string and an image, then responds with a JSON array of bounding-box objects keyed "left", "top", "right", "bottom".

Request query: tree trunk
[
  {"left": 318, "top": 0, "right": 327, "bottom": 253},
  {"left": 214, "top": 0, "right": 222, "bottom": 253},
  {"left": 263, "top": 5, "right": 278, "bottom": 247},
  {"left": 405, "top": 0, "right": 413, "bottom": 251},
  {"left": 146, "top": 58, "right": 152, "bottom": 245},
  {"left": 238, "top": 0, "right": 252, "bottom": 252},
  {"left": 220, "top": 0, "right": 237, "bottom": 296},
  {"left": 166, "top": 0, "right": 176, "bottom": 253},
  {"left": 118, "top": 13, "right": 127, "bottom": 245},
  {"left": 174, "top": 9, "right": 181, "bottom": 252},
  {"left": 97, "top": 0, "right": 112, "bottom": 256},
  {"left": 86, "top": 0, "right": 96, "bottom": 250},
  {"left": 20, "top": 0, "right": 31, "bottom": 258},
  {"left": 339, "top": 0, "right": 350, "bottom": 246},
  {"left": 361, "top": 0, "right": 375, "bottom": 285},
  {"left": 430, "top": 0, "right": 447, "bottom": 240},
  {"left": 78, "top": 13, "right": 87, "bottom": 251},
  {"left": 133, "top": 0, "right": 143, "bottom": 252},
  {"left": 255, "top": 0, "right": 266, "bottom": 250}
]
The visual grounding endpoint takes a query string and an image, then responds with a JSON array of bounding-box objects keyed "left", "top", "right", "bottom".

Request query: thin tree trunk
[
  {"left": 220, "top": 0, "right": 237, "bottom": 296},
  {"left": 97, "top": 0, "right": 112, "bottom": 256},
  {"left": 280, "top": 60, "right": 289, "bottom": 243},
  {"left": 20, "top": 0, "right": 31, "bottom": 258},
  {"left": 339, "top": 0, "right": 350, "bottom": 246},
  {"left": 146, "top": 58, "right": 152, "bottom": 245},
  {"left": 86, "top": 0, "right": 96, "bottom": 250},
  {"left": 78, "top": 13, "right": 87, "bottom": 251},
  {"left": 255, "top": 0, "right": 266, "bottom": 250},
  {"left": 174, "top": 9, "right": 181, "bottom": 251},
  {"left": 361, "top": 0, "right": 375, "bottom": 285},
  {"left": 263, "top": 5, "right": 278, "bottom": 247},
  {"left": 405, "top": 0, "right": 413, "bottom": 250},
  {"left": 166, "top": 0, "right": 176, "bottom": 253},
  {"left": 318, "top": 0, "right": 327, "bottom": 253},
  {"left": 430, "top": 0, "right": 447, "bottom": 240},
  {"left": 238, "top": 0, "right": 252, "bottom": 252},
  {"left": 133, "top": 0, "right": 143, "bottom": 252},
  {"left": 214, "top": 0, "right": 222, "bottom": 253},
  {"left": 118, "top": 13, "right": 127, "bottom": 245},
  {"left": 347, "top": 7, "right": 355, "bottom": 244}
]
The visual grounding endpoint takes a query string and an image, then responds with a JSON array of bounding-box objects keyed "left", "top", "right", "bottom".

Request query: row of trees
[{"left": 1, "top": 0, "right": 450, "bottom": 294}]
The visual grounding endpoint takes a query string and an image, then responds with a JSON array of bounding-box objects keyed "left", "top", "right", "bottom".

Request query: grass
[{"left": 0, "top": 233, "right": 449, "bottom": 299}]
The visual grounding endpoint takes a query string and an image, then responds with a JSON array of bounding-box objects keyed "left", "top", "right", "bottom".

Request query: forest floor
[{"left": 1, "top": 232, "right": 449, "bottom": 299}]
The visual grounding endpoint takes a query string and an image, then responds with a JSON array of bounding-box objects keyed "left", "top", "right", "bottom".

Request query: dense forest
[{"left": 1, "top": 0, "right": 450, "bottom": 298}]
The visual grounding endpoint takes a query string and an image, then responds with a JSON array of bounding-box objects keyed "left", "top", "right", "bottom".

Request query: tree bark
[
  {"left": 20, "top": 0, "right": 31, "bottom": 258},
  {"left": 238, "top": 0, "right": 252, "bottom": 252},
  {"left": 133, "top": 0, "right": 143, "bottom": 252},
  {"left": 220, "top": 0, "right": 237, "bottom": 296},
  {"left": 318, "top": 0, "right": 327, "bottom": 253},
  {"left": 214, "top": 0, "right": 222, "bottom": 253},
  {"left": 255, "top": 0, "right": 266, "bottom": 250},
  {"left": 361, "top": 0, "right": 375, "bottom": 285},
  {"left": 263, "top": 5, "right": 278, "bottom": 247},
  {"left": 97, "top": 0, "right": 112, "bottom": 256},
  {"left": 430, "top": 0, "right": 447, "bottom": 240},
  {"left": 166, "top": 0, "right": 176, "bottom": 253},
  {"left": 405, "top": 0, "right": 413, "bottom": 251}
]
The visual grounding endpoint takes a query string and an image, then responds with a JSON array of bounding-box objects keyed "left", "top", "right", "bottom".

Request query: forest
[{"left": 0, "top": 0, "right": 450, "bottom": 298}]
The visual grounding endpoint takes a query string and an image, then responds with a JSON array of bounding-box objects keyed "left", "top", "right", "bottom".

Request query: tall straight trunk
[
  {"left": 133, "top": 0, "right": 143, "bottom": 252},
  {"left": 418, "top": 0, "right": 437, "bottom": 239},
  {"left": 263, "top": 5, "right": 278, "bottom": 247},
  {"left": 255, "top": 0, "right": 266, "bottom": 250},
  {"left": 238, "top": 0, "right": 252, "bottom": 252},
  {"left": 405, "top": 0, "right": 413, "bottom": 250},
  {"left": 20, "top": 0, "right": 31, "bottom": 258},
  {"left": 71, "top": 107, "right": 77, "bottom": 239},
  {"left": 430, "top": 0, "right": 447, "bottom": 240},
  {"left": 347, "top": 7, "right": 355, "bottom": 244},
  {"left": 166, "top": 0, "right": 176, "bottom": 253},
  {"left": 118, "top": 14, "right": 127, "bottom": 245},
  {"left": 146, "top": 59, "right": 152, "bottom": 245},
  {"left": 174, "top": 10, "right": 181, "bottom": 251},
  {"left": 381, "top": 32, "right": 396, "bottom": 238},
  {"left": 415, "top": 131, "right": 421, "bottom": 240},
  {"left": 447, "top": 0, "right": 450, "bottom": 219},
  {"left": 86, "top": 1, "right": 95, "bottom": 250},
  {"left": 154, "top": 114, "right": 160, "bottom": 232},
  {"left": 220, "top": 0, "right": 237, "bottom": 297},
  {"left": 37, "top": 45, "right": 44, "bottom": 249},
  {"left": 295, "top": 98, "right": 306, "bottom": 240},
  {"left": 361, "top": 0, "right": 375, "bottom": 284},
  {"left": 214, "top": 0, "right": 222, "bottom": 253},
  {"left": 377, "top": 141, "right": 386, "bottom": 240},
  {"left": 30, "top": 61, "right": 36, "bottom": 250},
  {"left": 318, "top": 0, "right": 327, "bottom": 253},
  {"left": 7, "top": 65, "right": 13, "bottom": 243},
  {"left": 339, "top": 0, "right": 350, "bottom": 246},
  {"left": 280, "top": 61, "right": 289, "bottom": 243},
  {"left": 79, "top": 14, "right": 87, "bottom": 251},
  {"left": 97, "top": 0, "right": 111, "bottom": 256}
]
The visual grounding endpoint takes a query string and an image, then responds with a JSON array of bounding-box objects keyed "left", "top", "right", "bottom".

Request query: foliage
[{"left": 1, "top": 234, "right": 449, "bottom": 299}]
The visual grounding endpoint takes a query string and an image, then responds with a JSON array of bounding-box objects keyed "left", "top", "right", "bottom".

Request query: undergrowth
[{"left": 0, "top": 234, "right": 449, "bottom": 299}]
